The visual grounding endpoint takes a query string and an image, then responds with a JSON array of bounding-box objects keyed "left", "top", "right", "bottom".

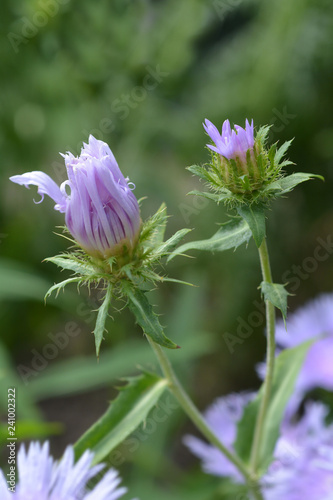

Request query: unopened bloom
[
  {"left": 204, "top": 118, "right": 254, "bottom": 163},
  {"left": 10, "top": 135, "right": 141, "bottom": 259},
  {"left": 203, "top": 118, "right": 285, "bottom": 197},
  {"left": 258, "top": 294, "right": 333, "bottom": 414},
  {"left": 185, "top": 394, "right": 333, "bottom": 499},
  {"left": 0, "top": 441, "right": 132, "bottom": 500}
]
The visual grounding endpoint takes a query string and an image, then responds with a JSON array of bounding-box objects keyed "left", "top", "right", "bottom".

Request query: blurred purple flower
[
  {"left": 10, "top": 135, "right": 141, "bottom": 259},
  {"left": 184, "top": 392, "right": 254, "bottom": 481},
  {"left": 258, "top": 294, "right": 333, "bottom": 413},
  {"left": 185, "top": 393, "right": 333, "bottom": 499},
  {"left": 264, "top": 402, "right": 333, "bottom": 500},
  {"left": 0, "top": 441, "right": 132, "bottom": 500},
  {"left": 203, "top": 118, "right": 254, "bottom": 162}
]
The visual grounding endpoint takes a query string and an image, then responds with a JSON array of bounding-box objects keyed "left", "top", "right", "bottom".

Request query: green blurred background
[{"left": 1, "top": 0, "right": 333, "bottom": 498}]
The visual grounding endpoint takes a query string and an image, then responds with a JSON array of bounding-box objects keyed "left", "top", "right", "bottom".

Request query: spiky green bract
[
  {"left": 190, "top": 125, "right": 323, "bottom": 208},
  {"left": 45, "top": 203, "right": 190, "bottom": 355}
]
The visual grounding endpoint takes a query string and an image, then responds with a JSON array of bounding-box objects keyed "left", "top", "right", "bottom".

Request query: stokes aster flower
[
  {"left": 264, "top": 402, "right": 333, "bottom": 500},
  {"left": 0, "top": 441, "right": 132, "bottom": 500},
  {"left": 185, "top": 393, "right": 333, "bottom": 499},
  {"left": 10, "top": 135, "right": 141, "bottom": 259}
]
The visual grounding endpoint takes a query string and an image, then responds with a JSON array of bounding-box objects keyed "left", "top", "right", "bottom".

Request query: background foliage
[{"left": 1, "top": 0, "right": 333, "bottom": 497}]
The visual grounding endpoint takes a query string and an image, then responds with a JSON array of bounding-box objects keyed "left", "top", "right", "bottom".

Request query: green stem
[
  {"left": 250, "top": 237, "right": 276, "bottom": 473},
  {"left": 147, "top": 337, "right": 264, "bottom": 500}
]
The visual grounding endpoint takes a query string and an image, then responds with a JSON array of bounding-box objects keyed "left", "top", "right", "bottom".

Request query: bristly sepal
[
  {"left": 45, "top": 203, "right": 190, "bottom": 355},
  {"left": 191, "top": 119, "right": 323, "bottom": 208}
]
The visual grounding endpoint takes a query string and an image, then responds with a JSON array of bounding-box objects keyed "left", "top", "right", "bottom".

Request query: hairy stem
[{"left": 250, "top": 237, "right": 276, "bottom": 473}]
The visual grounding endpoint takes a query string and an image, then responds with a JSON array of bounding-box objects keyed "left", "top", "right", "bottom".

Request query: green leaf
[
  {"left": 122, "top": 283, "right": 178, "bottom": 349},
  {"left": 187, "top": 190, "right": 229, "bottom": 203},
  {"left": 149, "top": 203, "right": 168, "bottom": 245},
  {"left": 167, "top": 219, "right": 252, "bottom": 261},
  {"left": 261, "top": 282, "right": 290, "bottom": 325},
  {"left": 275, "top": 139, "right": 293, "bottom": 165},
  {"left": 140, "top": 203, "right": 168, "bottom": 246},
  {"left": 45, "top": 256, "right": 94, "bottom": 275},
  {"left": 74, "top": 372, "right": 168, "bottom": 464},
  {"left": 237, "top": 204, "right": 266, "bottom": 247},
  {"left": 187, "top": 164, "right": 213, "bottom": 182},
  {"left": 234, "top": 340, "right": 314, "bottom": 473},
  {"left": 268, "top": 143, "right": 277, "bottom": 167},
  {"left": 157, "top": 228, "right": 192, "bottom": 255},
  {"left": 94, "top": 283, "right": 113, "bottom": 358},
  {"left": 270, "top": 172, "right": 324, "bottom": 195},
  {"left": 255, "top": 125, "right": 271, "bottom": 145}
]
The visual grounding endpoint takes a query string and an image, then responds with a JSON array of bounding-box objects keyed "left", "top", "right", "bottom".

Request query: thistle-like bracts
[{"left": 189, "top": 119, "right": 322, "bottom": 207}]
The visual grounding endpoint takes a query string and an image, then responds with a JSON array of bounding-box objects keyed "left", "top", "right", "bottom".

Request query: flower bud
[
  {"left": 10, "top": 135, "right": 141, "bottom": 259},
  {"left": 204, "top": 119, "right": 269, "bottom": 194}
]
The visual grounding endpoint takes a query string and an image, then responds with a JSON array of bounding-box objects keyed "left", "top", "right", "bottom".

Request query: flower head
[
  {"left": 203, "top": 118, "right": 263, "bottom": 195},
  {"left": 264, "top": 402, "right": 333, "bottom": 500},
  {"left": 204, "top": 118, "right": 254, "bottom": 162},
  {"left": 185, "top": 394, "right": 333, "bottom": 499},
  {"left": 10, "top": 135, "right": 141, "bottom": 259},
  {"left": 197, "top": 118, "right": 295, "bottom": 204},
  {"left": 0, "top": 441, "right": 132, "bottom": 500}
]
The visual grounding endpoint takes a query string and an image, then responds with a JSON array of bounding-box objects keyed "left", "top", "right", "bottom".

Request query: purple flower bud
[
  {"left": 10, "top": 135, "right": 141, "bottom": 259},
  {"left": 203, "top": 118, "right": 255, "bottom": 163},
  {"left": 203, "top": 118, "right": 266, "bottom": 194}
]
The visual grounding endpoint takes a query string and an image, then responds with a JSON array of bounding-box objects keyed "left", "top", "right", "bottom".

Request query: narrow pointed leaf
[
  {"left": 237, "top": 204, "right": 266, "bottom": 247},
  {"left": 157, "top": 228, "right": 192, "bottom": 255},
  {"left": 158, "top": 277, "right": 194, "bottom": 286},
  {"left": 261, "top": 282, "right": 289, "bottom": 325},
  {"left": 74, "top": 372, "right": 168, "bottom": 464},
  {"left": 268, "top": 144, "right": 277, "bottom": 167},
  {"left": 94, "top": 283, "right": 113, "bottom": 358},
  {"left": 187, "top": 164, "right": 213, "bottom": 182},
  {"left": 187, "top": 190, "right": 229, "bottom": 203},
  {"left": 45, "top": 256, "right": 94, "bottom": 275},
  {"left": 140, "top": 203, "right": 168, "bottom": 245},
  {"left": 270, "top": 172, "right": 324, "bottom": 195},
  {"left": 150, "top": 203, "right": 168, "bottom": 245},
  {"left": 168, "top": 219, "right": 251, "bottom": 261},
  {"left": 275, "top": 139, "right": 293, "bottom": 164},
  {"left": 234, "top": 340, "right": 314, "bottom": 473},
  {"left": 122, "top": 282, "right": 178, "bottom": 349}
]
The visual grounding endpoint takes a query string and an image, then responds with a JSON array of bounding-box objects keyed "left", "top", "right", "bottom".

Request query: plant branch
[{"left": 250, "top": 237, "right": 276, "bottom": 473}]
